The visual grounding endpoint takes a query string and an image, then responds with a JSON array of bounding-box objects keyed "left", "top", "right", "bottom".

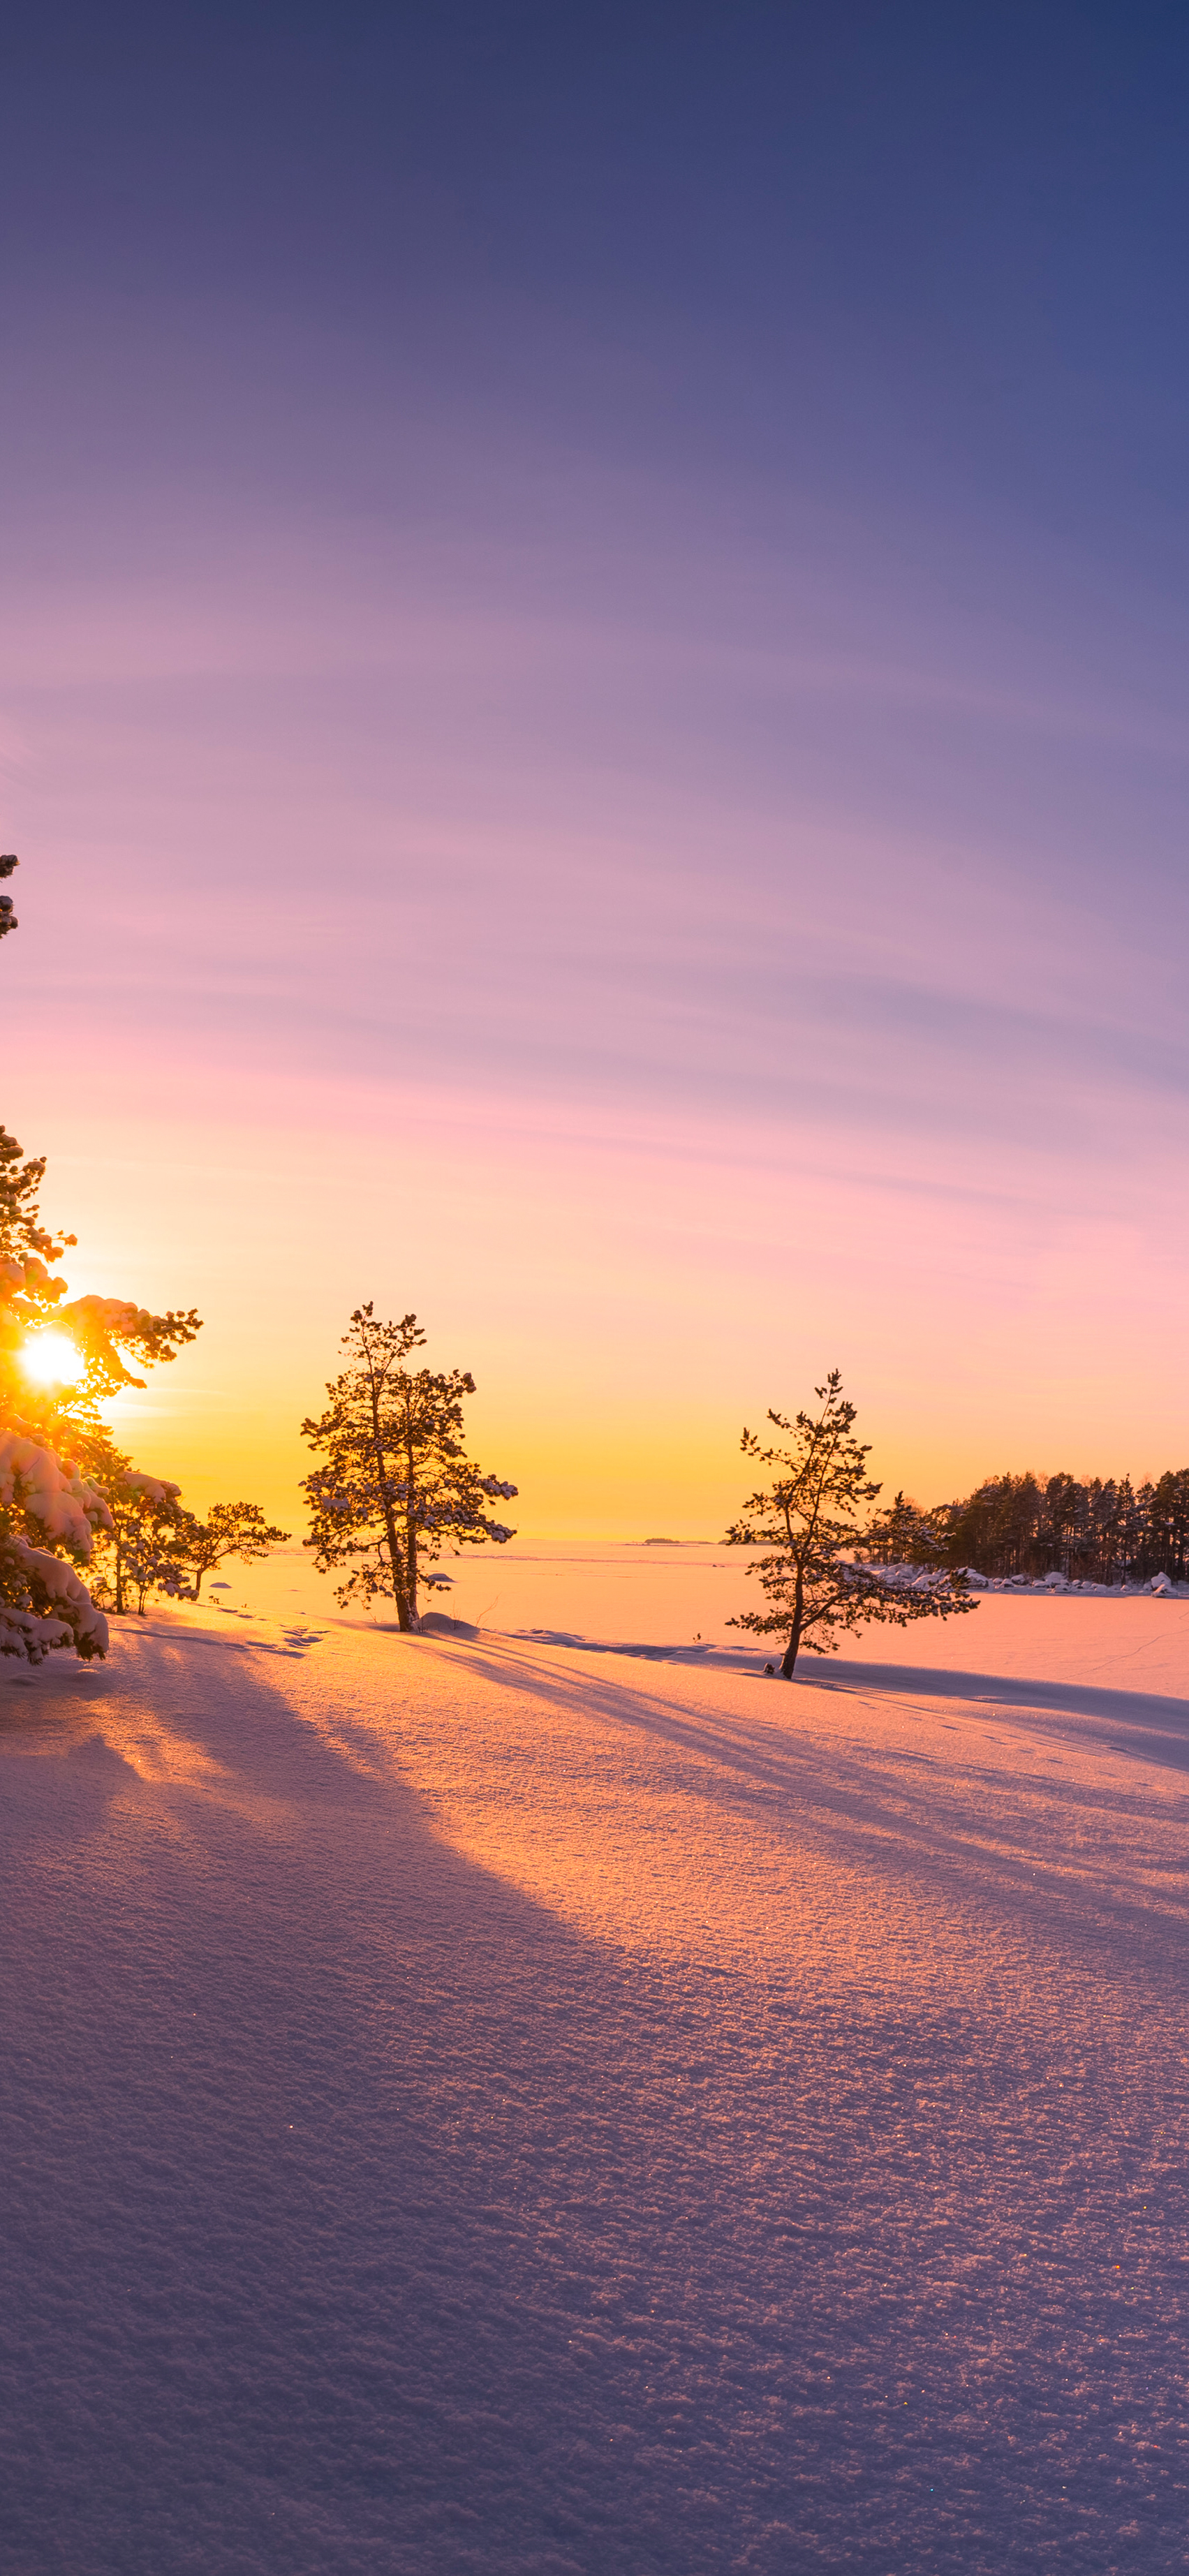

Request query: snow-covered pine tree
[
  {"left": 301, "top": 1305, "right": 517, "bottom": 1628},
  {"left": 0, "top": 1131, "right": 202, "bottom": 1657},
  {"left": 726, "top": 1368, "right": 977, "bottom": 1678},
  {"left": 80, "top": 1437, "right": 193, "bottom": 1616},
  {"left": 75, "top": 1456, "right": 291, "bottom": 1617},
  {"left": 0, "top": 854, "right": 202, "bottom": 1659}
]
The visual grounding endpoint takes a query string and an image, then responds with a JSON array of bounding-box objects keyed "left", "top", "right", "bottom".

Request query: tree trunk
[
  {"left": 779, "top": 1558, "right": 806, "bottom": 1679},
  {"left": 404, "top": 1417, "right": 419, "bottom": 1628},
  {"left": 371, "top": 1380, "right": 412, "bottom": 1627},
  {"left": 387, "top": 1548, "right": 412, "bottom": 1629}
]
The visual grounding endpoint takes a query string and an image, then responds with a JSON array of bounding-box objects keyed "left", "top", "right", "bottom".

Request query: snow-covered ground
[
  {"left": 207, "top": 1536, "right": 1189, "bottom": 1648},
  {"left": 2, "top": 1555, "right": 1187, "bottom": 2573}
]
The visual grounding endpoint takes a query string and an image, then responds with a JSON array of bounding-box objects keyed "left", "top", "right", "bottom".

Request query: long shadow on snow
[
  {"left": 463, "top": 1626, "right": 1189, "bottom": 1777},
  {"left": 2, "top": 1618, "right": 1141, "bottom": 2576},
  {"left": 4, "top": 1626, "right": 1188, "bottom": 2575},
  {"left": 441, "top": 1630, "right": 1189, "bottom": 1791},
  {"left": 803, "top": 1650, "right": 1189, "bottom": 1772},
  {"left": 424, "top": 1638, "right": 1189, "bottom": 1968}
]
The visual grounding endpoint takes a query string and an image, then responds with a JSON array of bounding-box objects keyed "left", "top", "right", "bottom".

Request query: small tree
[
  {"left": 727, "top": 1369, "right": 977, "bottom": 1678},
  {"left": 181, "top": 1501, "right": 290, "bottom": 1601},
  {"left": 86, "top": 1467, "right": 289, "bottom": 1615},
  {"left": 87, "top": 1464, "right": 189, "bottom": 1615},
  {"left": 300, "top": 1305, "right": 517, "bottom": 1628}
]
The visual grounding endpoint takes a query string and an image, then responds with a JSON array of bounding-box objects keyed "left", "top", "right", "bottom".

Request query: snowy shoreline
[{"left": 953, "top": 1569, "right": 1188, "bottom": 1597}]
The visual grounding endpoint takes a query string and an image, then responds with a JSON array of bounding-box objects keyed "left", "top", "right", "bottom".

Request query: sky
[{"left": 2, "top": 1, "right": 1188, "bottom": 1534}]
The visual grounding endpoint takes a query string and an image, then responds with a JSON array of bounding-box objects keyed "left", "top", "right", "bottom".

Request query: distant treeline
[{"left": 865, "top": 1471, "right": 1189, "bottom": 1586}]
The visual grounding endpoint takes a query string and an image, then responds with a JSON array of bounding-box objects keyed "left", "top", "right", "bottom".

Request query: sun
[{"left": 22, "top": 1332, "right": 84, "bottom": 1389}]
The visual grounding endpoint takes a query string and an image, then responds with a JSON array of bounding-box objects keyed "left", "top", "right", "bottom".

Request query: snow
[
  {"left": 2, "top": 1562, "right": 1188, "bottom": 2572},
  {"left": 0, "top": 1428, "right": 110, "bottom": 1552},
  {"left": 121, "top": 1470, "right": 182, "bottom": 1504},
  {"left": 3, "top": 1536, "right": 110, "bottom": 1658}
]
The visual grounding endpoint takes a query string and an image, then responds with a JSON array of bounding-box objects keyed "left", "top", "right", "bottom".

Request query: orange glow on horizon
[{"left": 15, "top": 1070, "right": 1189, "bottom": 1540}]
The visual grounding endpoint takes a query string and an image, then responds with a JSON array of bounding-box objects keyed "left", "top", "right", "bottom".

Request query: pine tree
[
  {"left": 0, "top": 1138, "right": 202, "bottom": 1655},
  {"left": 862, "top": 1488, "right": 948, "bottom": 1565},
  {"left": 1151, "top": 1470, "right": 1189, "bottom": 1583},
  {"left": 727, "top": 1369, "right": 977, "bottom": 1679},
  {"left": 84, "top": 1452, "right": 191, "bottom": 1615},
  {"left": 180, "top": 1502, "right": 291, "bottom": 1601},
  {"left": 0, "top": 852, "right": 202, "bottom": 1659},
  {"left": 300, "top": 1305, "right": 517, "bottom": 1628}
]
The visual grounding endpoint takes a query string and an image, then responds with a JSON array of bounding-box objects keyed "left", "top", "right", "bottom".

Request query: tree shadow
[
  {"left": 802, "top": 1652, "right": 1189, "bottom": 1772},
  {"left": 440, "top": 1622, "right": 1189, "bottom": 1779},
  {"left": 3, "top": 1624, "right": 1188, "bottom": 2575}
]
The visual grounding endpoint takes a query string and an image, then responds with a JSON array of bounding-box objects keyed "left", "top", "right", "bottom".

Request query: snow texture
[
  {"left": 3, "top": 1535, "right": 110, "bottom": 1657},
  {"left": 120, "top": 1470, "right": 182, "bottom": 1504},
  {"left": 0, "top": 1429, "right": 110, "bottom": 1552},
  {"left": 0, "top": 1601, "right": 71, "bottom": 1661},
  {"left": 1, "top": 1592, "right": 1187, "bottom": 2573}
]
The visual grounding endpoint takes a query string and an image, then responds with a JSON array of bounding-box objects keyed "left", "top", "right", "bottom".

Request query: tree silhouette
[
  {"left": 728, "top": 1370, "right": 977, "bottom": 1678},
  {"left": 301, "top": 1305, "right": 517, "bottom": 1629}
]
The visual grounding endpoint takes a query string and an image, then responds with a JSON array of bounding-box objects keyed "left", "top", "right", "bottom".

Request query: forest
[{"left": 866, "top": 1469, "right": 1189, "bottom": 1587}]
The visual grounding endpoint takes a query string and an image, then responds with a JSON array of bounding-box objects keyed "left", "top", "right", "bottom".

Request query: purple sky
[{"left": 3, "top": 5, "right": 1188, "bottom": 1526}]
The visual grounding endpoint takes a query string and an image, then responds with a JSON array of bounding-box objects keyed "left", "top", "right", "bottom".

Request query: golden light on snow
[{"left": 21, "top": 1331, "right": 84, "bottom": 1389}]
